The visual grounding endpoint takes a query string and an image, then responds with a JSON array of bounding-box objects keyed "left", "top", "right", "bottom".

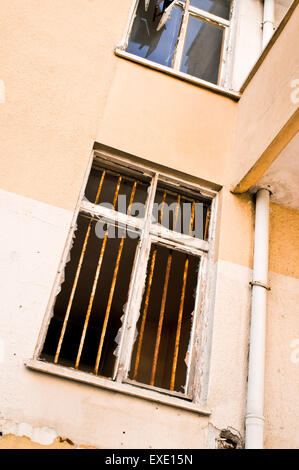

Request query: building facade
[{"left": 0, "top": 0, "right": 298, "bottom": 449}]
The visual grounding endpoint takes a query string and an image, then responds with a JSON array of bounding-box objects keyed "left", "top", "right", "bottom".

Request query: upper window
[
  {"left": 125, "top": 0, "right": 233, "bottom": 86},
  {"left": 39, "top": 152, "right": 216, "bottom": 402}
]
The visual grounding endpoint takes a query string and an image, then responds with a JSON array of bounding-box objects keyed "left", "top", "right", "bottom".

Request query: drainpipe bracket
[
  {"left": 246, "top": 413, "right": 265, "bottom": 422},
  {"left": 249, "top": 280, "right": 271, "bottom": 291}
]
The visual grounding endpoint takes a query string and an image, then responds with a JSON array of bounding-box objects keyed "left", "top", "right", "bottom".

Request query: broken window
[
  {"left": 125, "top": 0, "right": 233, "bottom": 86},
  {"left": 39, "top": 152, "right": 215, "bottom": 400}
]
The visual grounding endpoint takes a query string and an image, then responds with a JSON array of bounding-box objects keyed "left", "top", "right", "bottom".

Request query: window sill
[
  {"left": 115, "top": 48, "right": 240, "bottom": 101},
  {"left": 25, "top": 359, "right": 211, "bottom": 417}
]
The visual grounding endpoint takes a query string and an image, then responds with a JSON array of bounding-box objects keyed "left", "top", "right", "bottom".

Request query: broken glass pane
[
  {"left": 180, "top": 15, "right": 224, "bottom": 84},
  {"left": 126, "top": 0, "right": 183, "bottom": 68},
  {"left": 190, "top": 0, "right": 231, "bottom": 20}
]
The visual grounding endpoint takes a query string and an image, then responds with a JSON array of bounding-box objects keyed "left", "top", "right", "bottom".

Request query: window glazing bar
[{"left": 188, "top": 5, "right": 230, "bottom": 27}]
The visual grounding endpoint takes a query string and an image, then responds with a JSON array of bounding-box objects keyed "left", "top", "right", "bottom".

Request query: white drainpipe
[
  {"left": 262, "top": 0, "right": 275, "bottom": 48},
  {"left": 245, "top": 2, "right": 275, "bottom": 447},
  {"left": 245, "top": 188, "right": 271, "bottom": 449}
]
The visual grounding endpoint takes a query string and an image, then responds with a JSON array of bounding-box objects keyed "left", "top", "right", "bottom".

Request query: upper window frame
[{"left": 117, "top": 0, "right": 237, "bottom": 92}]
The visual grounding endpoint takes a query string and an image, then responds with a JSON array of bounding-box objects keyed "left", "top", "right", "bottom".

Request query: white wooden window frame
[
  {"left": 118, "top": 0, "right": 237, "bottom": 89},
  {"left": 29, "top": 149, "right": 218, "bottom": 411}
]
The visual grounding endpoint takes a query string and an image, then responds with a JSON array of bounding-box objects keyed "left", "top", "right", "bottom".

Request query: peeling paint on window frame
[
  {"left": 30, "top": 148, "right": 219, "bottom": 409},
  {"left": 117, "top": 0, "right": 238, "bottom": 91}
]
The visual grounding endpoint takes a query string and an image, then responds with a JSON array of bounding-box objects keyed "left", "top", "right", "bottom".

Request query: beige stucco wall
[
  {"left": 96, "top": 59, "right": 237, "bottom": 188},
  {"left": 269, "top": 202, "right": 299, "bottom": 279},
  {"left": 263, "top": 203, "right": 299, "bottom": 448},
  {"left": 232, "top": 2, "right": 299, "bottom": 191},
  {"left": 0, "top": 0, "right": 132, "bottom": 212},
  {"left": 0, "top": 0, "right": 238, "bottom": 215},
  {"left": 0, "top": 0, "right": 298, "bottom": 450}
]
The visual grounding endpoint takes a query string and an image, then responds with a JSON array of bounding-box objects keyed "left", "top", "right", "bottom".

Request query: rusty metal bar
[
  {"left": 127, "top": 181, "right": 137, "bottom": 215},
  {"left": 112, "top": 176, "right": 122, "bottom": 208},
  {"left": 54, "top": 170, "right": 106, "bottom": 364},
  {"left": 173, "top": 194, "right": 181, "bottom": 231},
  {"left": 94, "top": 182, "right": 136, "bottom": 375},
  {"left": 159, "top": 191, "right": 167, "bottom": 224},
  {"left": 170, "top": 255, "right": 189, "bottom": 391},
  {"left": 189, "top": 200, "right": 196, "bottom": 235},
  {"left": 133, "top": 245, "right": 158, "bottom": 380},
  {"left": 74, "top": 176, "right": 122, "bottom": 370},
  {"left": 170, "top": 202, "right": 195, "bottom": 388},
  {"left": 150, "top": 249, "right": 173, "bottom": 386},
  {"left": 204, "top": 205, "right": 211, "bottom": 240}
]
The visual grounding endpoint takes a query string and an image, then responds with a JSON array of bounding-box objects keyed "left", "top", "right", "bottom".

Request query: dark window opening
[
  {"left": 128, "top": 244, "right": 200, "bottom": 394},
  {"left": 41, "top": 216, "right": 139, "bottom": 378},
  {"left": 84, "top": 166, "right": 150, "bottom": 216},
  {"left": 153, "top": 183, "right": 211, "bottom": 239}
]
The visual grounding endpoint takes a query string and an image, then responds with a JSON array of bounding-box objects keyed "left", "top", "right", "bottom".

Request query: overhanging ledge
[{"left": 25, "top": 359, "right": 212, "bottom": 417}]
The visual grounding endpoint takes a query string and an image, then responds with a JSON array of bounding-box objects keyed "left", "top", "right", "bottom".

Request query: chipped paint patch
[{"left": 1, "top": 420, "right": 58, "bottom": 446}]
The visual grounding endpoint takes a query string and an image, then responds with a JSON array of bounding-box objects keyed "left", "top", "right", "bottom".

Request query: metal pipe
[
  {"left": 262, "top": 0, "right": 275, "bottom": 49},
  {"left": 245, "top": 188, "right": 271, "bottom": 449}
]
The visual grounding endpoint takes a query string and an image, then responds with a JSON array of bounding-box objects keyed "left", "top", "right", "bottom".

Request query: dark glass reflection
[
  {"left": 190, "top": 0, "right": 231, "bottom": 20},
  {"left": 126, "top": 0, "right": 183, "bottom": 68},
  {"left": 180, "top": 15, "right": 223, "bottom": 84}
]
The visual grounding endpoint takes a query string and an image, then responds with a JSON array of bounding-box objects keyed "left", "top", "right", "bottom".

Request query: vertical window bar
[
  {"left": 190, "top": 199, "right": 195, "bottom": 234},
  {"left": 132, "top": 245, "right": 158, "bottom": 380},
  {"left": 114, "top": 174, "right": 158, "bottom": 382},
  {"left": 54, "top": 170, "right": 106, "bottom": 364},
  {"left": 172, "top": 0, "right": 190, "bottom": 70},
  {"left": 74, "top": 176, "right": 122, "bottom": 370},
  {"left": 159, "top": 190, "right": 167, "bottom": 224},
  {"left": 94, "top": 182, "right": 137, "bottom": 375},
  {"left": 204, "top": 205, "right": 211, "bottom": 240},
  {"left": 174, "top": 194, "right": 181, "bottom": 231},
  {"left": 132, "top": 188, "right": 168, "bottom": 379},
  {"left": 150, "top": 249, "right": 173, "bottom": 386},
  {"left": 216, "top": 24, "right": 226, "bottom": 86},
  {"left": 170, "top": 201, "right": 195, "bottom": 389},
  {"left": 170, "top": 254, "right": 189, "bottom": 390}
]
